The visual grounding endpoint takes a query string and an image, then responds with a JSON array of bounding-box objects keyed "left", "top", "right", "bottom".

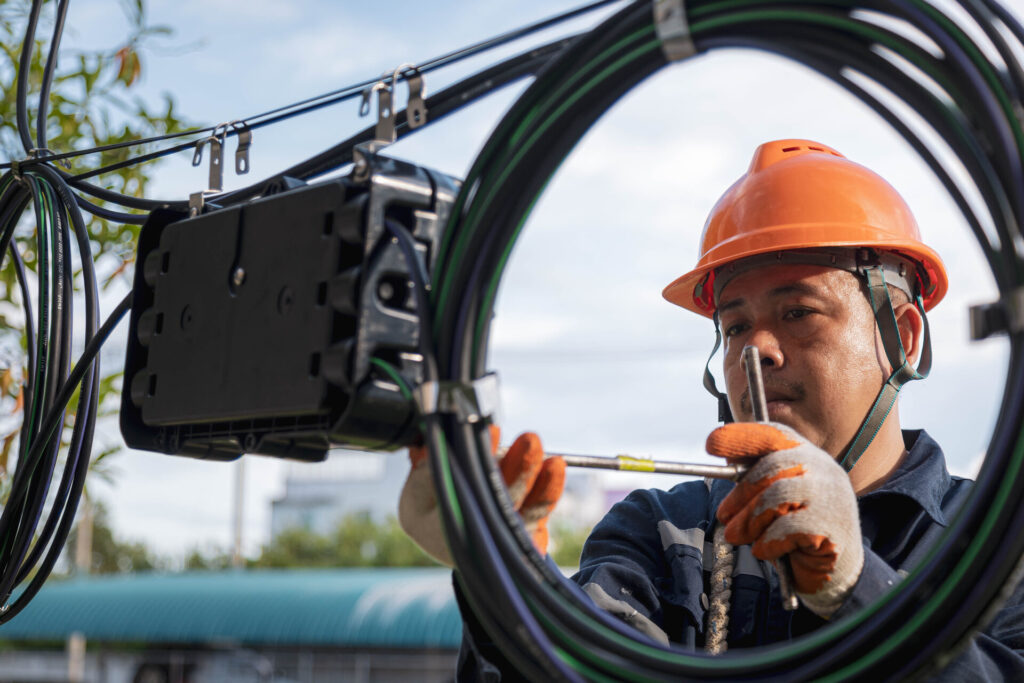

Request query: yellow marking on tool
[{"left": 616, "top": 455, "right": 656, "bottom": 472}]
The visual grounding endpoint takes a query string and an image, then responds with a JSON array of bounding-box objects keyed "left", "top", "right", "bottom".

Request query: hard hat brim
[{"left": 662, "top": 224, "right": 948, "bottom": 317}]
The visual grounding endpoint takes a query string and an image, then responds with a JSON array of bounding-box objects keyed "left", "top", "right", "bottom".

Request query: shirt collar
[{"left": 857, "top": 430, "right": 952, "bottom": 526}]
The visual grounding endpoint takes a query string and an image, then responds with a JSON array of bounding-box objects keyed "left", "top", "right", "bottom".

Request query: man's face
[{"left": 717, "top": 264, "right": 888, "bottom": 457}]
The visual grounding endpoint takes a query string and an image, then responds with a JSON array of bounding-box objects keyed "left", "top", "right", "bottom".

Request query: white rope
[{"left": 705, "top": 524, "right": 735, "bottom": 654}]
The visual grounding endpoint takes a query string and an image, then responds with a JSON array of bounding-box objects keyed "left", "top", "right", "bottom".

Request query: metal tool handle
[
  {"left": 742, "top": 346, "right": 800, "bottom": 611},
  {"left": 497, "top": 449, "right": 748, "bottom": 480}
]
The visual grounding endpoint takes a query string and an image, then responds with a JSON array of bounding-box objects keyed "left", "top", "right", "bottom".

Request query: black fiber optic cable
[
  {"left": 0, "top": 162, "right": 103, "bottom": 621},
  {"left": 382, "top": 218, "right": 580, "bottom": 680},
  {"left": 15, "top": 0, "right": 44, "bottom": 154},
  {"left": 4, "top": 0, "right": 1024, "bottom": 677},
  {"left": 36, "top": 0, "right": 70, "bottom": 151},
  {"left": 422, "top": 0, "right": 1024, "bottom": 679}
]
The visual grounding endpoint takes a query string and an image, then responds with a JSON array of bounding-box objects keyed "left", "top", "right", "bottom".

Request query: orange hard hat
[{"left": 662, "top": 139, "right": 948, "bottom": 317}]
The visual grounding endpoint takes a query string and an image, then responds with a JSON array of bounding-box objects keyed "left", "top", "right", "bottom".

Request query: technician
[{"left": 399, "top": 139, "right": 1024, "bottom": 679}]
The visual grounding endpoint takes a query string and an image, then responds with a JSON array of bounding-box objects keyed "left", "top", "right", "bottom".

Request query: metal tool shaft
[
  {"left": 497, "top": 448, "right": 748, "bottom": 480},
  {"left": 743, "top": 346, "right": 769, "bottom": 422},
  {"left": 742, "top": 345, "right": 800, "bottom": 611},
  {"left": 558, "top": 453, "right": 747, "bottom": 480}
]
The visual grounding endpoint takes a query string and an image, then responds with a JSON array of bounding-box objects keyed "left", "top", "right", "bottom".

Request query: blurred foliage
[
  {"left": 182, "top": 515, "right": 588, "bottom": 570},
  {"left": 252, "top": 513, "right": 440, "bottom": 569},
  {"left": 184, "top": 544, "right": 234, "bottom": 571},
  {"left": 0, "top": 0, "right": 190, "bottom": 490},
  {"left": 65, "top": 500, "right": 166, "bottom": 574},
  {"left": 549, "top": 523, "right": 589, "bottom": 571}
]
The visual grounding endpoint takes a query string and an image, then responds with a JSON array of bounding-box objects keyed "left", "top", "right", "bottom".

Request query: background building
[
  {"left": 0, "top": 569, "right": 460, "bottom": 683},
  {"left": 270, "top": 452, "right": 407, "bottom": 539}
]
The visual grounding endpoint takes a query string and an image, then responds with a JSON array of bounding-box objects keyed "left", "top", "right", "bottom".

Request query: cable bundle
[
  {"left": 3, "top": 0, "right": 1024, "bottom": 677},
  {"left": 425, "top": 0, "right": 1024, "bottom": 679},
  {"left": 0, "top": 0, "right": 613, "bottom": 621},
  {"left": 0, "top": 0, "right": 138, "bottom": 622}
]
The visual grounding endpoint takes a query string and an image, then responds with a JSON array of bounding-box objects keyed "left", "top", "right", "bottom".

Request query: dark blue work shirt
[{"left": 458, "top": 430, "right": 1024, "bottom": 680}]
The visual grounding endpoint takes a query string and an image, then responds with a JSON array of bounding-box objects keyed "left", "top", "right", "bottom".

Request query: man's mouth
[{"left": 740, "top": 385, "right": 804, "bottom": 419}]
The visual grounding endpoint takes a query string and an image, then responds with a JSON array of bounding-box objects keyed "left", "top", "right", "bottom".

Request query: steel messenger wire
[
  {"left": 421, "top": 0, "right": 1024, "bottom": 680},
  {"left": 37, "top": 34, "right": 585, "bottom": 223},
  {"left": 1, "top": 0, "right": 623, "bottom": 218}
]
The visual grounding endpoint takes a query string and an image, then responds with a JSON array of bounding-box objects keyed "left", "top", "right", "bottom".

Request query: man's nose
[{"left": 746, "top": 327, "right": 784, "bottom": 368}]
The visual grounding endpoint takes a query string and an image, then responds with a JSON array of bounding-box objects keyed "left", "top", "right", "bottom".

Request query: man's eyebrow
[
  {"left": 718, "top": 282, "right": 823, "bottom": 313},
  {"left": 718, "top": 297, "right": 744, "bottom": 314},
  {"left": 768, "top": 282, "right": 822, "bottom": 298}
]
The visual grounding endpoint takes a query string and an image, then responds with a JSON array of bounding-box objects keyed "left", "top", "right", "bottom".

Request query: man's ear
[{"left": 894, "top": 302, "right": 925, "bottom": 366}]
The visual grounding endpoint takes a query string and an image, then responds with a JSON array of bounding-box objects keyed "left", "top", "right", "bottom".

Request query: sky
[{"left": 29, "top": 0, "right": 1015, "bottom": 559}]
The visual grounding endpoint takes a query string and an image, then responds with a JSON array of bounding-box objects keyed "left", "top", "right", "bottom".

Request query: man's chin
[
  {"left": 766, "top": 399, "right": 798, "bottom": 423},
  {"left": 764, "top": 407, "right": 819, "bottom": 444}
]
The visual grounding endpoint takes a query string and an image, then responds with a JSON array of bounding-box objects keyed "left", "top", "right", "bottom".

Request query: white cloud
[{"left": 949, "top": 452, "right": 985, "bottom": 479}]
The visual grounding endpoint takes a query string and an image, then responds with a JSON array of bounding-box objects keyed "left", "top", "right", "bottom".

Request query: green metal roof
[{"left": 0, "top": 568, "right": 461, "bottom": 649}]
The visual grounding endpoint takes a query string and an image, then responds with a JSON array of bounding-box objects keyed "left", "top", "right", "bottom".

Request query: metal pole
[
  {"left": 558, "top": 453, "right": 747, "bottom": 479},
  {"left": 232, "top": 459, "right": 245, "bottom": 569}
]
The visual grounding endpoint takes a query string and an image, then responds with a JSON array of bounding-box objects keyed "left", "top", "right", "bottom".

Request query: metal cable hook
[{"left": 391, "top": 63, "right": 427, "bottom": 129}]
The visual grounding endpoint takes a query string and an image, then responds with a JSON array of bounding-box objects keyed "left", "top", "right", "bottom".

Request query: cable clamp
[
  {"left": 359, "top": 64, "right": 428, "bottom": 143},
  {"left": 9, "top": 148, "right": 71, "bottom": 180},
  {"left": 970, "top": 286, "right": 1024, "bottom": 340},
  {"left": 412, "top": 373, "right": 501, "bottom": 423},
  {"left": 27, "top": 148, "right": 71, "bottom": 170},
  {"left": 191, "top": 121, "right": 251, "bottom": 196},
  {"left": 653, "top": 0, "right": 695, "bottom": 62},
  {"left": 192, "top": 133, "right": 225, "bottom": 192},
  {"left": 361, "top": 75, "right": 397, "bottom": 146},
  {"left": 233, "top": 123, "right": 253, "bottom": 175},
  {"left": 393, "top": 63, "right": 427, "bottom": 130}
]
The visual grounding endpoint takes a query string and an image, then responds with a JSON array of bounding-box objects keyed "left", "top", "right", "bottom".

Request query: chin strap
[
  {"left": 700, "top": 266, "right": 931, "bottom": 467},
  {"left": 703, "top": 312, "right": 734, "bottom": 423},
  {"left": 838, "top": 266, "right": 932, "bottom": 472}
]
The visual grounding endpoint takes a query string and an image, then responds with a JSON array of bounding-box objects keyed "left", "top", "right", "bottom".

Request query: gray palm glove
[{"left": 709, "top": 421, "right": 864, "bottom": 618}]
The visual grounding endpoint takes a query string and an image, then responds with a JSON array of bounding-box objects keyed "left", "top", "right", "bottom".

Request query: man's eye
[
  {"left": 724, "top": 323, "right": 747, "bottom": 337},
  {"left": 785, "top": 308, "right": 811, "bottom": 320}
]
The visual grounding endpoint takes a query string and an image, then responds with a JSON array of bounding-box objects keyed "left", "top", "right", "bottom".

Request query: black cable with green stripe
[
  {"left": 425, "top": 0, "right": 1024, "bottom": 679},
  {"left": 0, "top": 163, "right": 106, "bottom": 623}
]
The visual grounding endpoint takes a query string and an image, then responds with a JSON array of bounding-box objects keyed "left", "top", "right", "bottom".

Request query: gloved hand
[
  {"left": 398, "top": 427, "right": 566, "bottom": 567},
  {"left": 707, "top": 422, "right": 864, "bottom": 618}
]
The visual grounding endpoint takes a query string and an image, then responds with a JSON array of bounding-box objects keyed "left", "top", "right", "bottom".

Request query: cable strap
[
  {"left": 703, "top": 313, "right": 734, "bottom": 423},
  {"left": 653, "top": 0, "right": 695, "bottom": 62},
  {"left": 413, "top": 373, "right": 501, "bottom": 423},
  {"left": 840, "top": 267, "right": 931, "bottom": 471}
]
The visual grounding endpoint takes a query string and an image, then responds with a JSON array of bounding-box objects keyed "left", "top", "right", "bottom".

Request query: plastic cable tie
[
  {"left": 413, "top": 373, "right": 501, "bottom": 423},
  {"left": 653, "top": 0, "right": 695, "bottom": 62}
]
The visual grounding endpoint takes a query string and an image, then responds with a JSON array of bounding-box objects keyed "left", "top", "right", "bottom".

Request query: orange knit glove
[
  {"left": 398, "top": 427, "right": 566, "bottom": 567},
  {"left": 707, "top": 422, "right": 864, "bottom": 618}
]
